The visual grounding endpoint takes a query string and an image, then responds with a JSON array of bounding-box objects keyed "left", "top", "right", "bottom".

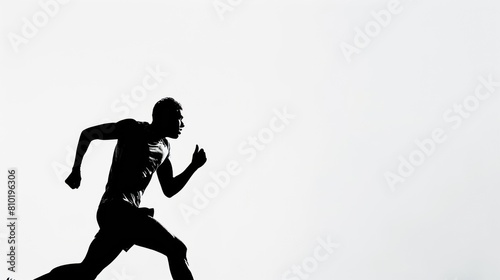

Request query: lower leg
[
  {"left": 34, "top": 263, "right": 94, "bottom": 280},
  {"left": 35, "top": 233, "right": 122, "bottom": 280},
  {"left": 168, "top": 258, "right": 194, "bottom": 280}
]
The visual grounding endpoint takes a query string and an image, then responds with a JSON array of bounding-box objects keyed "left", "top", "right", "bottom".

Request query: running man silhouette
[{"left": 35, "top": 97, "right": 206, "bottom": 280}]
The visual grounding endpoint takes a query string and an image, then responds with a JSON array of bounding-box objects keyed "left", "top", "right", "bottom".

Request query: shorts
[{"left": 95, "top": 199, "right": 155, "bottom": 252}]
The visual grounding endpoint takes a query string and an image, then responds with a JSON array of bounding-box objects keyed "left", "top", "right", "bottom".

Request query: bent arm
[
  {"left": 157, "top": 159, "right": 199, "bottom": 198},
  {"left": 71, "top": 122, "right": 119, "bottom": 169},
  {"left": 66, "top": 119, "right": 135, "bottom": 189},
  {"left": 157, "top": 145, "right": 207, "bottom": 198}
]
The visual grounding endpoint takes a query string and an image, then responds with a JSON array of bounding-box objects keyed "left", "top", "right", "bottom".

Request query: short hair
[{"left": 152, "top": 97, "right": 182, "bottom": 120}]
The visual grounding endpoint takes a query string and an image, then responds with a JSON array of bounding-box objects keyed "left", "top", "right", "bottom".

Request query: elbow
[
  {"left": 163, "top": 191, "right": 174, "bottom": 198},
  {"left": 80, "top": 129, "right": 95, "bottom": 142},
  {"left": 161, "top": 186, "right": 175, "bottom": 198},
  {"left": 160, "top": 179, "right": 176, "bottom": 198},
  {"left": 81, "top": 126, "right": 106, "bottom": 141}
]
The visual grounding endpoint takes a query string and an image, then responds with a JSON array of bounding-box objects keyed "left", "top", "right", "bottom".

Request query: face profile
[
  {"left": 151, "top": 98, "right": 185, "bottom": 139},
  {"left": 166, "top": 110, "right": 185, "bottom": 139}
]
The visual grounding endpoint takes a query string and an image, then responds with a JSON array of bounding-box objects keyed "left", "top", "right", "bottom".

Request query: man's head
[{"left": 152, "top": 97, "right": 184, "bottom": 138}]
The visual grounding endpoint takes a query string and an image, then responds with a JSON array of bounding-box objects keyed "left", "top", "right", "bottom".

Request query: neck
[{"left": 148, "top": 122, "right": 165, "bottom": 141}]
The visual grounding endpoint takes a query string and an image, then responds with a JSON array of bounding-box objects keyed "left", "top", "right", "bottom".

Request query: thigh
[
  {"left": 132, "top": 215, "right": 186, "bottom": 258},
  {"left": 97, "top": 201, "right": 155, "bottom": 251},
  {"left": 97, "top": 201, "right": 186, "bottom": 257},
  {"left": 81, "top": 230, "right": 124, "bottom": 276}
]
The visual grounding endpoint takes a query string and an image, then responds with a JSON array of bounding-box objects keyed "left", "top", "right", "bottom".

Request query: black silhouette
[{"left": 35, "top": 97, "right": 206, "bottom": 280}]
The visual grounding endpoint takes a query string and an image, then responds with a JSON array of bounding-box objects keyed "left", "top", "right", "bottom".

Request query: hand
[
  {"left": 191, "top": 144, "right": 207, "bottom": 169},
  {"left": 65, "top": 168, "right": 82, "bottom": 189}
]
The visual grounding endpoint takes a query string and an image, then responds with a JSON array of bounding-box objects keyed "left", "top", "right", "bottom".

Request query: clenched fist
[
  {"left": 65, "top": 168, "right": 82, "bottom": 189},
  {"left": 191, "top": 144, "right": 207, "bottom": 169}
]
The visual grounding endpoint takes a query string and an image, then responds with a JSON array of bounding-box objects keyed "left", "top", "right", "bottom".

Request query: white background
[{"left": 1, "top": 0, "right": 500, "bottom": 279}]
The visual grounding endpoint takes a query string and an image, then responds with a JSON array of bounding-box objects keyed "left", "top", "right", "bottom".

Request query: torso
[{"left": 100, "top": 121, "right": 169, "bottom": 208}]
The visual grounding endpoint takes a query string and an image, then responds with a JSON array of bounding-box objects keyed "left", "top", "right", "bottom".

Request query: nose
[{"left": 180, "top": 121, "right": 185, "bottom": 128}]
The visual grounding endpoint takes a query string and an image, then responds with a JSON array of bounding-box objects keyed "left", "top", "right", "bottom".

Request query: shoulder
[
  {"left": 117, "top": 118, "right": 140, "bottom": 128},
  {"left": 115, "top": 119, "right": 142, "bottom": 138}
]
